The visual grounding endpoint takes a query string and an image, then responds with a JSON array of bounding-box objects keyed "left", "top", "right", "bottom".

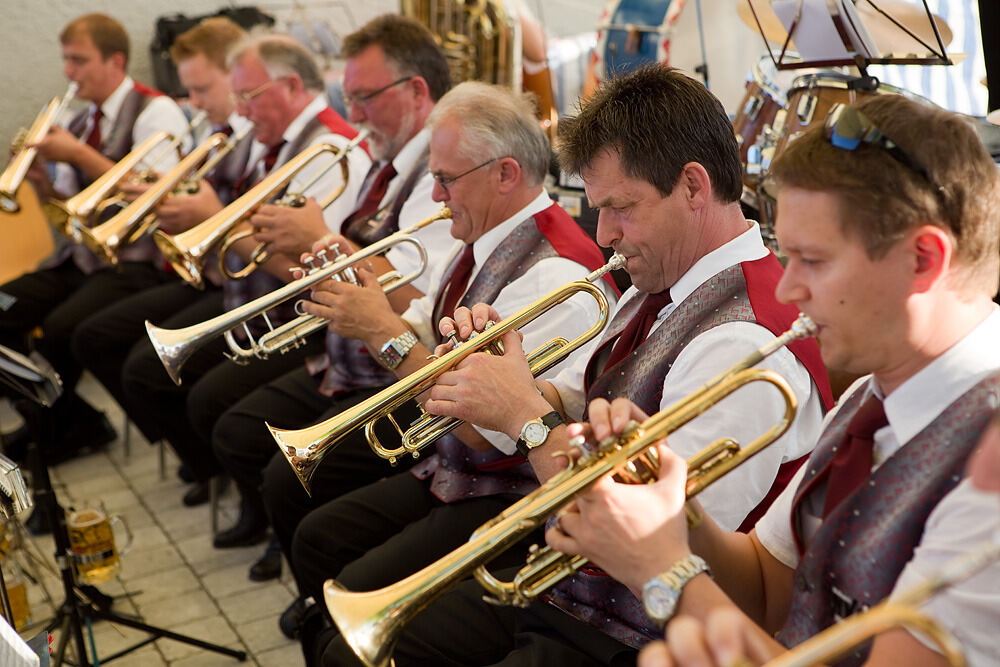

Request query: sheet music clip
[
  {"left": 740, "top": 0, "right": 954, "bottom": 75},
  {"left": 0, "top": 455, "right": 30, "bottom": 519},
  {"left": 0, "top": 345, "right": 61, "bottom": 408}
]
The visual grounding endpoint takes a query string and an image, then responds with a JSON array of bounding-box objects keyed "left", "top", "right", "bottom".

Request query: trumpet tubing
[
  {"left": 324, "top": 314, "right": 817, "bottom": 667},
  {"left": 0, "top": 82, "right": 78, "bottom": 212},
  {"left": 153, "top": 129, "right": 369, "bottom": 289},
  {"left": 145, "top": 206, "right": 450, "bottom": 385},
  {"left": 75, "top": 132, "right": 232, "bottom": 265},
  {"left": 268, "top": 254, "right": 625, "bottom": 493},
  {"left": 44, "top": 131, "right": 174, "bottom": 241}
]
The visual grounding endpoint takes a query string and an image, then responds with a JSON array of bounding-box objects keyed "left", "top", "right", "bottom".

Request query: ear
[
  {"left": 910, "top": 225, "right": 951, "bottom": 292},
  {"left": 284, "top": 73, "right": 304, "bottom": 97},
  {"left": 108, "top": 51, "right": 126, "bottom": 72},
  {"left": 679, "top": 162, "right": 712, "bottom": 210},
  {"left": 496, "top": 156, "right": 522, "bottom": 195},
  {"left": 408, "top": 75, "right": 431, "bottom": 101}
]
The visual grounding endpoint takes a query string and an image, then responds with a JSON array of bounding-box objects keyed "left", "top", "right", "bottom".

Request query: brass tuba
[
  {"left": 402, "top": 0, "right": 521, "bottom": 90},
  {"left": 75, "top": 124, "right": 253, "bottom": 265},
  {"left": 762, "top": 535, "right": 1000, "bottom": 667},
  {"left": 152, "top": 129, "right": 369, "bottom": 289},
  {"left": 0, "top": 82, "right": 78, "bottom": 213},
  {"left": 268, "top": 253, "right": 625, "bottom": 490},
  {"left": 323, "top": 314, "right": 815, "bottom": 667},
  {"left": 144, "top": 206, "right": 450, "bottom": 385}
]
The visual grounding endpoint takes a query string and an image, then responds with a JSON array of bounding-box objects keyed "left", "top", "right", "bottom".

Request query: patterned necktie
[
  {"left": 342, "top": 161, "right": 397, "bottom": 232},
  {"left": 821, "top": 393, "right": 889, "bottom": 517},
  {"left": 584, "top": 291, "right": 672, "bottom": 392},
  {"left": 85, "top": 108, "right": 103, "bottom": 150},
  {"left": 261, "top": 140, "right": 285, "bottom": 175},
  {"left": 434, "top": 244, "right": 476, "bottom": 328}
]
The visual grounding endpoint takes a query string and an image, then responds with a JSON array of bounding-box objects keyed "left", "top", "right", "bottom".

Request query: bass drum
[
  {"left": 756, "top": 73, "right": 934, "bottom": 252},
  {"left": 733, "top": 55, "right": 787, "bottom": 189}
]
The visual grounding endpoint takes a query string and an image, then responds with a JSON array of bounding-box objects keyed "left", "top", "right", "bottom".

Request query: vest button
[{"left": 797, "top": 575, "right": 809, "bottom": 591}]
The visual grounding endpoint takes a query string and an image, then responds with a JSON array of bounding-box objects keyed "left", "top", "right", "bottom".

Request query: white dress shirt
[
  {"left": 549, "top": 222, "right": 825, "bottom": 531},
  {"left": 402, "top": 190, "right": 619, "bottom": 454},
  {"left": 756, "top": 306, "right": 1000, "bottom": 667},
  {"left": 55, "top": 76, "right": 190, "bottom": 195}
]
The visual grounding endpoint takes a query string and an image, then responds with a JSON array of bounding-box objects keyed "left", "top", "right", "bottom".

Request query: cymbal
[{"left": 737, "top": 0, "right": 952, "bottom": 56}]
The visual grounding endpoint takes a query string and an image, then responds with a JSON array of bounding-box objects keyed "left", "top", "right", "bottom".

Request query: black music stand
[
  {"left": 1, "top": 346, "right": 246, "bottom": 665},
  {"left": 745, "top": 0, "right": 953, "bottom": 75}
]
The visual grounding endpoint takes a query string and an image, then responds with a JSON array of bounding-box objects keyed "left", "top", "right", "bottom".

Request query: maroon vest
[
  {"left": 777, "top": 371, "right": 1000, "bottom": 666},
  {"left": 544, "top": 254, "right": 832, "bottom": 650}
]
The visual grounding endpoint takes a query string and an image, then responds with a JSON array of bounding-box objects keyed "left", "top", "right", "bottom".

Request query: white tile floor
[{"left": 1, "top": 373, "right": 304, "bottom": 666}]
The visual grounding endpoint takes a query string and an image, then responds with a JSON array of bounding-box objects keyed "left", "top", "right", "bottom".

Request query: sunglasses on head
[{"left": 824, "top": 103, "right": 941, "bottom": 193}]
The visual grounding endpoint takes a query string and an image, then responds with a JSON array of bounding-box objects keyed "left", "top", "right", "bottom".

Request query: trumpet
[
  {"left": 88, "top": 110, "right": 207, "bottom": 220},
  {"left": 75, "top": 124, "right": 252, "bottom": 265},
  {"left": 763, "top": 535, "right": 1000, "bottom": 667},
  {"left": 44, "top": 130, "right": 175, "bottom": 241},
  {"left": 268, "top": 253, "right": 625, "bottom": 490},
  {"left": 145, "top": 206, "right": 450, "bottom": 386},
  {"left": 0, "top": 82, "right": 78, "bottom": 213},
  {"left": 323, "top": 314, "right": 816, "bottom": 667},
  {"left": 153, "top": 129, "right": 370, "bottom": 289}
]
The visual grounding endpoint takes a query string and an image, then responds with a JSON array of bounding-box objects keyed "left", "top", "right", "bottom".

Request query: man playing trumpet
[
  {"left": 0, "top": 13, "right": 189, "bottom": 463},
  {"left": 555, "top": 95, "right": 1000, "bottom": 667},
  {"left": 312, "top": 65, "right": 831, "bottom": 666}
]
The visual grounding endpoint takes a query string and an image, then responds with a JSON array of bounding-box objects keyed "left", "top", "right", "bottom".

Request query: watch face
[
  {"left": 644, "top": 583, "right": 678, "bottom": 620},
  {"left": 524, "top": 421, "right": 548, "bottom": 445}
]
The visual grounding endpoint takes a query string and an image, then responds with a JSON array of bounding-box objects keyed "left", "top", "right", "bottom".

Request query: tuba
[
  {"left": 145, "top": 206, "right": 450, "bottom": 385},
  {"left": 75, "top": 124, "right": 252, "bottom": 265},
  {"left": 323, "top": 314, "right": 815, "bottom": 667},
  {"left": 44, "top": 130, "right": 175, "bottom": 241},
  {"left": 269, "top": 253, "right": 625, "bottom": 490},
  {"left": 152, "top": 129, "right": 369, "bottom": 289},
  {"left": 763, "top": 535, "right": 1000, "bottom": 667},
  {"left": 0, "top": 82, "right": 78, "bottom": 213}
]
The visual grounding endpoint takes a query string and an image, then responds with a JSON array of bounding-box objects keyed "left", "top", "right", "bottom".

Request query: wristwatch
[
  {"left": 515, "top": 411, "right": 564, "bottom": 457},
  {"left": 378, "top": 331, "right": 418, "bottom": 370},
  {"left": 641, "top": 554, "right": 711, "bottom": 626}
]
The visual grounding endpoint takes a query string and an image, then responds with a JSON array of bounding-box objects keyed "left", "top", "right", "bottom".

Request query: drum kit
[{"left": 731, "top": 0, "right": 958, "bottom": 250}]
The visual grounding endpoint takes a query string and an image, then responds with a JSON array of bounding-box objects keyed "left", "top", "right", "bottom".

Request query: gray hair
[
  {"left": 427, "top": 82, "right": 551, "bottom": 186},
  {"left": 227, "top": 32, "right": 324, "bottom": 92}
]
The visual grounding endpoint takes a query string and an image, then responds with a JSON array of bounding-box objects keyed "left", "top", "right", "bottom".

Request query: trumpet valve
[{"left": 280, "top": 192, "right": 307, "bottom": 208}]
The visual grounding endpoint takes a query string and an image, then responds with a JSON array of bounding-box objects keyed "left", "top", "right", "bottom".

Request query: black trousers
[
  {"left": 0, "top": 260, "right": 172, "bottom": 397},
  {"left": 71, "top": 280, "right": 212, "bottom": 415},
  {"left": 119, "top": 300, "right": 322, "bottom": 482},
  {"left": 322, "top": 565, "right": 637, "bottom": 667},
  {"left": 222, "top": 376, "right": 421, "bottom": 567}
]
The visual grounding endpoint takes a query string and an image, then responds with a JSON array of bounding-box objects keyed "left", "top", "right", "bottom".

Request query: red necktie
[
  {"left": 584, "top": 291, "right": 672, "bottom": 392},
  {"left": 262, "top": 140, "right": 285, "bottom": 174},
  {"left": 434, "top": 244, "right": 476, "bottom": 328},
  {"left": 821, "top": 393, "right": 888, "bottom": 517},
  {"left": 342, "top": 162, "right": 397, "bottom": 232},
  {"left": 85, "top": 108, "right": 103, "bottom": 150}
]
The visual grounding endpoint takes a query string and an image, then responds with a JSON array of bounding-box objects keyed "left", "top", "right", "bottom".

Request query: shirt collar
[
  {"left": 668, "top": 221, "right": 768, "bottom": 305},
  {"left": 880, "top": 305, "right": 1000, "bottom": 446},
  {"left": 389, "top": 128, "right": 429, "bottom": 178},
  {"left": 96, "top": 75, "right": 134, "bottom": 123},
  {"left": 470, "top": 189, "right": 552, "bottom": 266},
  {"left": 280, "top": 94, "right": 328, "bottom": 146}
]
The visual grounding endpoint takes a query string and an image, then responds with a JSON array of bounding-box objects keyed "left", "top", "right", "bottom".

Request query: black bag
[{"left": 149, "top": 7, "right": 276, "bottom": 97}]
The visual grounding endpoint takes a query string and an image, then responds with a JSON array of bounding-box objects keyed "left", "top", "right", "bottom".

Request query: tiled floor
[{"left": 1, "top": 373, "right": 304, "bottom": 666}]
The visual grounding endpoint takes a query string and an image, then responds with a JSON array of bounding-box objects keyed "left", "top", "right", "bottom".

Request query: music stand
[
  {"left": 0, "top": 346, "right": 246, "bottom": 665},
  {"left": 744, "top": 0, "right": 953, "bottom": 75}
]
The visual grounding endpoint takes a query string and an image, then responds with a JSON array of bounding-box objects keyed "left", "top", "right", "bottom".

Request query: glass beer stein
[{"left": 66, "top": 503, "right": 132, "bottom": 585}]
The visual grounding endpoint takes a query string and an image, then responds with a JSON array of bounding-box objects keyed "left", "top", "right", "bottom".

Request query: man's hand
[
  {"left": 250, "top": 197, "right": 329, "bottom": 257},
  {"left": 155, "top": 181, "right": 224, "bottom": 234},
  {"left": 29, "top": 126, "right": 85, "bottom": 164},
  {"left": 638, "top": 610, "right": 782, "bottom": 667},
  {"left": 300, "top": 262, "right": 400, "bottom": 344},
  {"left": 543, "top": 397, "right": 693, "bottom": 594},
  {"left": 424, "top": 305, "right": 549, "bottom": 438},
  {"left": 116, "top": 178, "right": 155, "bottom": 204}
]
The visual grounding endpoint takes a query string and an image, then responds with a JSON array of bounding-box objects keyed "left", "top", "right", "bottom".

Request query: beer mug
[
  {"left": 2, "top": 558, "right": 30, "bottom": 630},
  {"left": 66, "top": 503, "right": 132, "bottom": 585}
]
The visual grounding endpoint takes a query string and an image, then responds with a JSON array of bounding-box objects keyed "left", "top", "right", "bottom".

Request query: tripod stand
[{"left": 9, "top": 376, "right": 246, "bottom": 665}]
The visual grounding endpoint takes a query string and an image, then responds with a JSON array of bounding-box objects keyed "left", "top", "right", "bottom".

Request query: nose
[
  {"left": 774, "top": 263, "right": 806, "bottom": 306},
  {"left": 594, "top": 209, "right": 620, "bottom": 249},
  {"left": 347, "top": 102, "right": 365, "bottom": 125},
  {"left": 431, "top": 180, "right": 448, "bottom": 203}
]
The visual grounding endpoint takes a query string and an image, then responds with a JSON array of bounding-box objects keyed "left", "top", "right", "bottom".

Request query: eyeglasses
[
  {"left": 230, "top": 78, "right": 283, "bottom": 106},
  {"left": 341, "top": 76, "right": 414, "bottom": 108},
  {"left": 431, "top": 157, "right": 502, "bottom": 196},
  {"left": 824, "top": 103, "right": 940, "bottom": 192}
]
